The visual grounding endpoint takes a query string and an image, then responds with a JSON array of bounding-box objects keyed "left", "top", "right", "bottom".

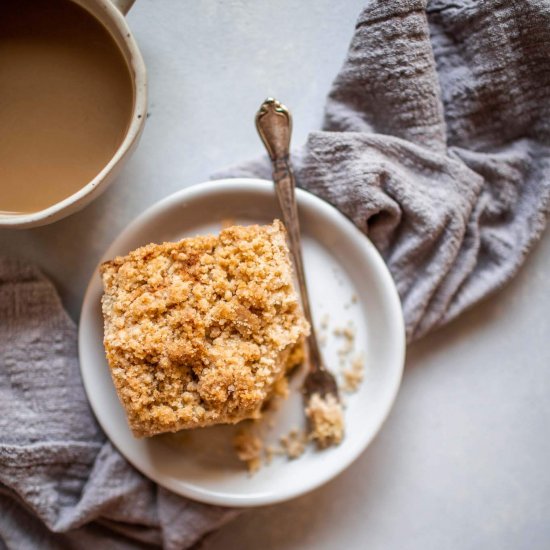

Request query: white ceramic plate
[{"left": 79, "top": 178, "right": 405, "bottom": 507}]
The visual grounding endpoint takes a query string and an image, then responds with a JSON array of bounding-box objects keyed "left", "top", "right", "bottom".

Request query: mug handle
[{"left": 110, "top": 0, "right": 136, "bottom": 15}]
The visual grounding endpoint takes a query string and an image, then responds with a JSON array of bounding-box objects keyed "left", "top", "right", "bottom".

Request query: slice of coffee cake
[{"left": 100, "top": 220, "right": 309, "bottom": 437}]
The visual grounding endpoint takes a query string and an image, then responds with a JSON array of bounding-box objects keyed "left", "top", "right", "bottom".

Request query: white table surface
[{"left": 1, "top": 2, "right": 549, "bottom": 549}]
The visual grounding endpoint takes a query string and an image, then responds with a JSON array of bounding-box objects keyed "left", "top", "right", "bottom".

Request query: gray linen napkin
[
  {"left": 220, "top": 0, "right": 550, "bottom": 341},
  {"left": 0, "top": 258, "right": 237, "bottom": 549},
  {"left": 2, "top": 0, "right": 550, "bottom": 548}
]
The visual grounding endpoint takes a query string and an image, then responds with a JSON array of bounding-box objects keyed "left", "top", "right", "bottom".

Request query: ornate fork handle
[{"left": 255, "top": 98, "right": 329, "bottom": 383}]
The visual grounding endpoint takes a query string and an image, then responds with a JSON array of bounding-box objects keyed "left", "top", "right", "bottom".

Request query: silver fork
[{"left": 255, "top": 98, "right": 339, "bottom": 403}]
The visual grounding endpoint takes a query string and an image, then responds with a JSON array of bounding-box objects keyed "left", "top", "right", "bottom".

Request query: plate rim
[{"left": 78, "top": 177, "right": 406, "bottom": 507}]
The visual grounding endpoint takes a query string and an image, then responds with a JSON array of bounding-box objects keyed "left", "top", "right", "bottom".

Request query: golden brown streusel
[
  {"left": 100, "top": 220, "right": 309, "bottom": 437},
  {"left": 306, "top": 393, "right": 344, "bottom": 448}
]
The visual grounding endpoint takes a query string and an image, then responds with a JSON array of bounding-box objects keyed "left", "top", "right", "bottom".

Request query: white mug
[{"left": 0, "top": 0, "right": 147, "bottom": 229}]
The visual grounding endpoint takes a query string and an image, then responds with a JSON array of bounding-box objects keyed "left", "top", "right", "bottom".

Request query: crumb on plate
[
  {"left": 342, "top": 354, "right": 364, "bottom": 393},
  {"left": 306, "top": 393, "right": 344, "bottom": 448},
  {"left": 233, "top": 427, "right": 263, "bottom": 473},
  {"left": 279, "top": 428, "right": 308, "bottom": 459}
]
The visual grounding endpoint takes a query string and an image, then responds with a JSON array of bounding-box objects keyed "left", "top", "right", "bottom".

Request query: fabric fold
[{"left": 217, "top": 0, "right": 550, "bottom": 340}]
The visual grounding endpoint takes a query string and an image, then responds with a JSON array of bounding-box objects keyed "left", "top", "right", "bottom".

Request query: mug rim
[{"left": 0, "top": 0, "right": 148, "bottom": 229}]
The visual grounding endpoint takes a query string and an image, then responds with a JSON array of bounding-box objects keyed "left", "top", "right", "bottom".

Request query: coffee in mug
[{"left": 0, "top": 0, "right": 135, "bottom": 215}]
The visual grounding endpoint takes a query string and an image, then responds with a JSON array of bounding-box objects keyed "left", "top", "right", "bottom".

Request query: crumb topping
[
  {"left": 100, "top": 220, "right": 309, "bottom": 437},
  {"left": 306, "top": 393, "right": 345, "bottom": 448}
]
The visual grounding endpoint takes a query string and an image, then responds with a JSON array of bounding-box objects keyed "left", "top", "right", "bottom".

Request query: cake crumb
[
  {"left": 334, "top": 323, "right": 355, "bottom": 340},
  {"left": 279, "top": 428, "right": 307, "bottom": 459},
  {"left": 335, "top": 323, "right": 356, "bottom": 357},
  {"left": 342, "top": 354, "right": 364, "bottom": 393},
  {"left": 320, "top": 314, "right": 329, "bottom": 330},
  {"left": 338, "top": 338, "right": 354, "bottom": 357},
  {"left": 233, "top": 427, "right": 263, "bottom": 473},
  {"left": 306, "top": 393, "right": 344, "bottom": 448},
  {"left": 342, "top": 325, "right": 355, "bottom": 340},
  {"left": 351, "top": 294, "right": 358, "bottom": 304}
]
